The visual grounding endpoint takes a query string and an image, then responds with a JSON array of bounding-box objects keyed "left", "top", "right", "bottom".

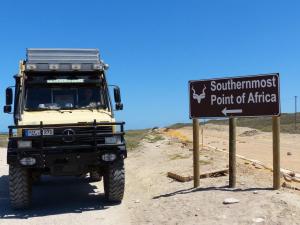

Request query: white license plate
[{"left": 25, "top": 129, "right": 54, "bottom": 136}]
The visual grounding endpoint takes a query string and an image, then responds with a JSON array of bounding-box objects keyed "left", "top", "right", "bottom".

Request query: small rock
[
  {"left": 288, "top": 171, "right": 296, "bottom": 177},
  {"left": 253, "top": 164, "right": 263, "bottom": 169},
  {"left": 252, "top": 217, "right": 265, "bottom": 223},
  {"left": 280, "top": 200, "right": 287, "bottom": 205},
  {"left": 134, "top": 199, "right": 140, "bottom": 203},
  {"left": 253, "top": 191, "right": 258, "bottom": 194},
  {"left": 223, "top": 198, "right": 240, "bottom": 204},
  {"left": 239, "top": 129, "right": 258, "bottom": 137},
  {"left": 287, "top": 152, "right": 292, "bottom": 156}
]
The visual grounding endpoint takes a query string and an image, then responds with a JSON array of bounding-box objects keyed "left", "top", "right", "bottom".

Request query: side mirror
[
  {"left": 6, "top": 87, "right": 13, "bottom": 105},
  {"left": 115, "top": 103, "right": 123, "bottom": 110},
  {"left": 3, "top": 105, "right": 12, "bottom": 113},
  {"left": 113, "top": 87, "right": 121, "bottom": 103},
  {"left": 113, "top": 87, "right": 123, "bottom": 110}
]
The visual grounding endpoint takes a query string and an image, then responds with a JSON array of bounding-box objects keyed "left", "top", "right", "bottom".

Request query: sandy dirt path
[{"left": 1, "top": 129, "right": 300, "bottom": 225}]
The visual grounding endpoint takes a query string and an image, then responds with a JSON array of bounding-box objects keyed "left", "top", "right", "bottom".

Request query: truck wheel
[
  {"left": 9, "top": 166, "right": 32, "bottom": 209},
  {"left": 104, "top": 160, "right": 125, "bottom": 203},
  {"left": 89, "top": 171, "right": 102, "bottom": 182}
]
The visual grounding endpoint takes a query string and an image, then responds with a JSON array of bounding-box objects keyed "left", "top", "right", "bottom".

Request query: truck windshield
[{"left": 25, "top": 85, "right": 107, "bottom": 110}]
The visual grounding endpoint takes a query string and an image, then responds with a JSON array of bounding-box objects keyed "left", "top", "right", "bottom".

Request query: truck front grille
[{"left": 42, "top": 126, "right": 113, "bottom": 147}]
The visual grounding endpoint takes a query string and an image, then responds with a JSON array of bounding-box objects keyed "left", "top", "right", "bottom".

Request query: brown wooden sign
[{"left": 189, "top": 73, "right": 280, "bottom": 118}]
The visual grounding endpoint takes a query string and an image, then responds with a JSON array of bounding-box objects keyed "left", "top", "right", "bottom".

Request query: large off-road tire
[
  {"left": 104, "top": 160, "right": 125, "bottom": 203},
  {"left": 9, "top": 166, "right": 32, "bottom": 209},
  {"left": 89, "top": 171, "right": 102, "bottom": 182}
]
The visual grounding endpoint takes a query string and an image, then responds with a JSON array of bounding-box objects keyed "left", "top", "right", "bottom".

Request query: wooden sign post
[
  {"left": 272, "top": 116, "right": 281, "bottom": 190},
  {"left": 193, "top": 118, "right": 200, "bottom": 188},
  {"left": 229, "top": 117, "right": 237, "bottom": 188}
]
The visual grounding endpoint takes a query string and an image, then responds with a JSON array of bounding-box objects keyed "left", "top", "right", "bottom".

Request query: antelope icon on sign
[{"left": 192, "top": 85, "right": 206, "bottom": 103}]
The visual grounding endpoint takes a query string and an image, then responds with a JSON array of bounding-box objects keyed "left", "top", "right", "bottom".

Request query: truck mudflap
[{"left": 7, "top": 121, "right": 127, "bottom": 170}]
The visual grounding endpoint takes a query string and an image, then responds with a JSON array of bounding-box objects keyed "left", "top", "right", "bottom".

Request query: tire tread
[
  {"left": 104, "top": 161, "right": 125, "bottom": 202},
  {"left": 9, "top": 166, "right": 32, "bottom": 209}
]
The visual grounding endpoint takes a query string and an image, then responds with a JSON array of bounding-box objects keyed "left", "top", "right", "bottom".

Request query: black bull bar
[{"left": 7, "top": 121, "right": 126, "bottom": 154}]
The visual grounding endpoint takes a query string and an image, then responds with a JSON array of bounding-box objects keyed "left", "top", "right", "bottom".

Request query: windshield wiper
[
  {"left": 24, "top": 108, "right": 62, "bottom": 112},
  {"left": 60, "top": 107, "right": 74, "bottom": 110},
  {"left": 77, "top": 105, "right": 107, "bottom": 110},
  {"left": 97, "top": 105, "right": 108, "bottom": 110}
]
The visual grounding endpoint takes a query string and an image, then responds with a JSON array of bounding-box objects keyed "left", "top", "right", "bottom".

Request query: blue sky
[{"left": 0, "top": 0, "right": 299, "bottom": 130}]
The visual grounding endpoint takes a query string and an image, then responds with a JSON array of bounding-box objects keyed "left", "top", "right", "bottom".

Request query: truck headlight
[
  {"left": 17, "top": 140, "right": 32, "bottom": 148},
  {"left": 26, "top": 64, "right": 37, "bottom": 70},
  {"left": 20, "top": 157, "right": 36, "bottom": 166},
  {"left": 102, "top": 153, "right": 117, "bottom": 162},
  {"left": 105, "top": 136, "right": 121, "bottom": 144}
]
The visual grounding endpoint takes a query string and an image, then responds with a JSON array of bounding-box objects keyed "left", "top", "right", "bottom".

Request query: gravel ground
[{"left": 1, "top": 128, "right": 300, "bottom": 225}]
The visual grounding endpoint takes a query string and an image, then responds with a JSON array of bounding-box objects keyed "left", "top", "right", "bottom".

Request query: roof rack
[{"left": 25, "top": 48, "right": 105, "bottom": 72}]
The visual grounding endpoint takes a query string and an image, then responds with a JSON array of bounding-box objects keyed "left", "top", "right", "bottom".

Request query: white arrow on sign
[{"left": 222, "top": 107, "right": 243, "bottom": 116}]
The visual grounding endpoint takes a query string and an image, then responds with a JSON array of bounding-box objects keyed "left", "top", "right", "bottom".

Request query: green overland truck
[{"left": 3, "top": 48, "right": 126, "bottom": 209}]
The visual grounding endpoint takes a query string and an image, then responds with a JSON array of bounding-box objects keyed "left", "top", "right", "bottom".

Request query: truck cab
[{"left": 3, "top": 48, "right": 126, "bottom": 209}]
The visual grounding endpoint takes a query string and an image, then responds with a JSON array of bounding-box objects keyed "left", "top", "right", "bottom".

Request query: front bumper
[{"left": 7, "top": 121, "right": 127, "bottom": 171}]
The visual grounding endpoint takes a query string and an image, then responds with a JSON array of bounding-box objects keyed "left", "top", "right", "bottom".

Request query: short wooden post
[
  {"left": 229, "top": 117, "right": 237, "bottom": 188},
  {"left": 272, "top": 116, "right": 281, "bottom": 190},
  {"left": 201, "top": 126, "right": 204, "bottom": 148},
  {"left": 193, "top": 118, "right": 200, "bottom": 188}
]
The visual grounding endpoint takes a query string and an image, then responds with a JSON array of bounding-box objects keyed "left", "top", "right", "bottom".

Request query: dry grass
[
  {"left": 144, "top": 134, "right": 164, "bottom": 143},
  {"left": 207, "top": 113, "right": 300, "bottom": 134},
  {"left": 164, "top": 129, "right": 190, "bottom": 143},
  {"left": 125, "top": 129, "right": 149, "bottom": 150},
  {"left": 168, "top": 113, "right": 300, "bottom": 134},
  {"left": 0, "top": 134, "right": 8, "bottom": 148}
]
